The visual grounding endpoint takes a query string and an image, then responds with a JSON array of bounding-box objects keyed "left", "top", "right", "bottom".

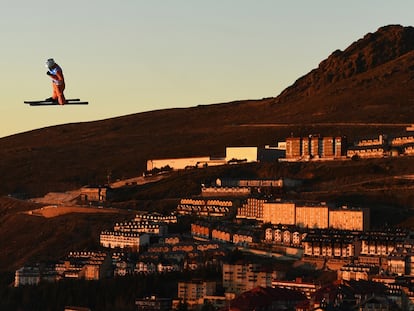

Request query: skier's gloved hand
[{"left": 46, "top": 71, "right": 51, "bottom": 75}]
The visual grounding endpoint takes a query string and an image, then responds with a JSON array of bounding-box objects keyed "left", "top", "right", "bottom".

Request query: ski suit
[{"left": 48, "top": 64, "right": 66, "bottom": 105}]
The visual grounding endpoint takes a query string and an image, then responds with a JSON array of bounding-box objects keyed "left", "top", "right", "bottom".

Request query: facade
[
  {"left": 285, "top": 136, "right": 346, "bottom": 160},
  {"left": 134, "top": 213, "right": 177, "bottom": 224},
  {"left": 338, "top": 263, "right": 379, "bottom": 281},
  {"left": 14, "top": 266, "right": 41, "bottom": 287},
  {"left": 222, "top": 262, "right": 274, "bottom": 295},
  {"left": 302, "top": 230, "right": 358, "bottom": 259},
  {"left": 201, "top": 186, "right": 251, "bottom": 197},
  {"left": 237, "top": 198, "right": 266, "bottom": 220},
  {"left": 359, "top": 230, "right": 407, "bottom": 257},
  {"left": 264, "top": 226, "right": 306, "bottom": 246},
  {"left": 262, "top": 201, "right": 296, "bottom": 225},
  {"left": 329, "top": 206, "right": 370, "bottom": 231},
  {"left": 100, "top": 230, "right": 150, "bottom": 250},
  {"left": 113, "top": 221, "right": 168, "bottom": 236},
  {"left": 177, "top": 280, "right": 216, "bottom": 308},
  {"left": 55, "top": 251, "right": 111, "bottom": 281},
  {"left": 295, "top": 204, "right": 329, "bottom": 229},
  {"left": 225, "top": 147, "right": 258, "bottom": 163},
  {"left": 286, "top": 137, "right": 301, "bottom": 159},
  {"left": 177, "top": 198, "right": 232, "bottom": 217}
]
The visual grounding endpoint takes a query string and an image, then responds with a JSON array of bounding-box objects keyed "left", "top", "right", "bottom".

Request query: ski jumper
[{"left": 48, "top": 64, "right": 66, "bottom": 105}]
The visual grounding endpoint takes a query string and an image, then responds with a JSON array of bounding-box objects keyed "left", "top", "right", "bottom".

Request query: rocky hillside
[{"left": 278, "top": 25, "right": 414, "bottom": 100}]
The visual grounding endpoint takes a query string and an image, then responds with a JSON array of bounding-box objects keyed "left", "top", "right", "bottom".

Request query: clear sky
[{"left": 0, "top": 0, "right": 413, "bottom": 138}]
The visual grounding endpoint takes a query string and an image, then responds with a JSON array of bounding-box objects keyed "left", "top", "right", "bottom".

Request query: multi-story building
[
  {"left": 302, "top": 230, "right": 358, "bottom": 259},
  {"left": 237, "top": 198, "right": 266, "bottom": 220},
  {"left": 113, "top": 221, "right": 168, "bottom": 236},
  {"left": 177, "top": 280, "right": 216, "bottom": 309},
  {"left": 264, "top": 226, "right": 306, "bottom": 247},
  {"left": 177, "top": 198, "right": 232, "bottom": 217},
  {"left": 337, "top": 263, "right": 379, "bottom": 281},
  {"left": 359, "top": 229, "right": 407, "bottom": 257},
  {"left": 286, "top": 137, "right": 302, "bottom": 159},
  {"left": 201, "top": 186, "right": 251, "bottom": 197},
  {"left": 14, "top": 266, "right": 41, "bottom": 287},
  {"left": 222, "top": 262, "right": 275, "bottom": 295},
  {"left": 55, "top": 251, "right": 111, "bottom": 281},
  {"left": 295, "top": 203, "right": 329, "bottom": 229},
  {"left": 100, "top": 230, "right": 150, "bottom": 251},
  {"left": 285, "top": 135, "right": 346, "bottom": 160},
  {"left": 262, "top": 200, "right": 296, "bottom": 225},
  {"left": 134, "top": 213, "right": 177, "bottom": 224},
  {"left": 329, "top": 206, "right": 370, "bottom": 231}
]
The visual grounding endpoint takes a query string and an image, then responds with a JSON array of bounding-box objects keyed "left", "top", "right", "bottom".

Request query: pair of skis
[{"left": 24, "top": 98, "right": 88, "bottom": 106}]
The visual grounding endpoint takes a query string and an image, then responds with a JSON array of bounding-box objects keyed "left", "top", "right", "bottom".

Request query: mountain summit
[{"left": 277, "top": 24, "right": 414, "bottom": 102}]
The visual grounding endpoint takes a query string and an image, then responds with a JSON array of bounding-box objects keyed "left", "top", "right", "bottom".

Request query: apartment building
[
  {"left": 264, "top": 226, "right": 306, "bottom": 246},
  {"left": 329, "top": 206, "right": 370, "bottom": 231},
  {"left": 134, "top": 213, "right": 177, "bottom": 224},
  {"left": 222, "top": 262, "right": 275, "bottom": 295},
  {"left": 295, "top": 203, "right": 329, "bottom": 229},
  {"left": 177, "top": 280, "right": 216, "bottom": 309},
  {"left": 262, "top": 200, "right": 296, "bottom": 225},
  {"left": 337, "top": 263, "right": 379, "bottom": 281},
  {"left": 285, "top": 135, "right": 346, "bottom": 160},
  {"left": 100, "top": 230, "right": 150, "bottom": 251},
  {"left": 177, "top": 198, "right": 232, "bottom": 217},
  {"left": 359, "top": 229, "right": 407, "bottom": 257},
  {"left": 237, "top": 197, "right": 266, "bottom": 220},
  {"left": 302, "top": 230, "right": 358, "bottom": 259},
  {"left": 113, "top": 221, "right": 168, "bottom": 236},
  {"left": 55, "top": 251, "right": 111, "bottom": 281},
  {"left": 14, "top": 266, "right": 41, "bottom": 287},
  {"left": 201, "top": 186, "right": 251, "bottom": 197}
]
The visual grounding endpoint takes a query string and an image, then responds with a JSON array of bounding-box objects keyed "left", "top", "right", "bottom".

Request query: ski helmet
[{"left": 46, "top": 58, "right": 55, "bottom": 68}]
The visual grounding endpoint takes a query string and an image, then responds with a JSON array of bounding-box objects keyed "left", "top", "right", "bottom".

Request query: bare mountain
[{"left": 1, "top": 24, "right": 414, "bottom": 196}]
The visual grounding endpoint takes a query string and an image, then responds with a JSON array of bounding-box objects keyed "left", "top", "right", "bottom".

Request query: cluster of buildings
[
  {"left": 145, "top": 127, "right": 414, "bottom": 173},
  {"left": 14, "top": 158, "right": 414, "bottom": 311},
  {"left": 238, "top": 198, "right": 370, "bottom": 231}
]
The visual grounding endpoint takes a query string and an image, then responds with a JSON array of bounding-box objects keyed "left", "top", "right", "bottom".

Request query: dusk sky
[{"left": 1, "top": 1, "right": 413, "bottom": 137}]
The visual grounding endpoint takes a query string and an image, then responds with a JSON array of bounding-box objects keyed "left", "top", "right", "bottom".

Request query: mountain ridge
[{"left": 1, "top": 24, "right": 414, "bottom": 196}]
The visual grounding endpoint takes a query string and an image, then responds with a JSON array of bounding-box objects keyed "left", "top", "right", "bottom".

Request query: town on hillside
[{"left": 12, "top": 127, "right": 414, "bottom": 311}]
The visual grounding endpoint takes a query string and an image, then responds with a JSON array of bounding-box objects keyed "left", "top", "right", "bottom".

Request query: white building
[{"left": 225, "top": 147, "right": 258, "bottom": 163}]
